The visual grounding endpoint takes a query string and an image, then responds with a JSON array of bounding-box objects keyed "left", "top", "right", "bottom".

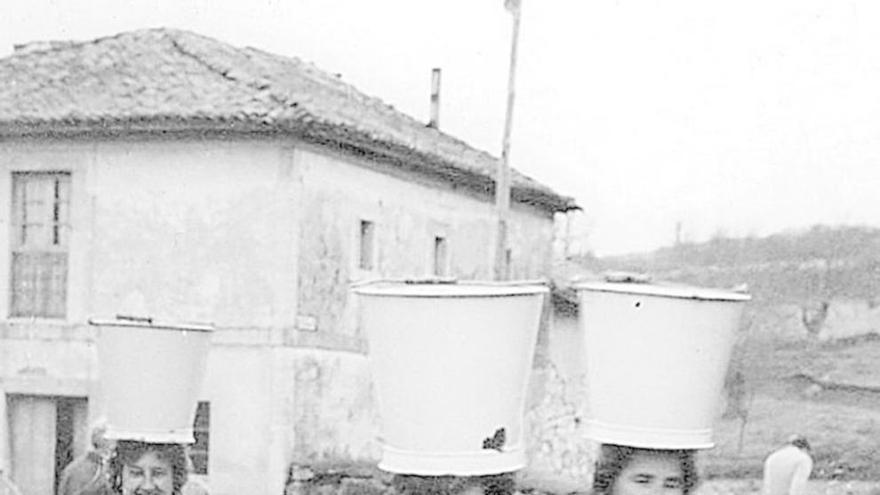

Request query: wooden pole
[{"left": 494, "top": 0, "right": 521, "bottom": 281}]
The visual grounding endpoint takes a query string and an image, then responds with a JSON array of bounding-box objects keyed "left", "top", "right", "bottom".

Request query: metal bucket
[
  {"left": 353, "top": 280, "right": 547, "bottom": 475},
  {"left": 575, "top": 278, "right": 750, "bottom": 449},
  {"left": 90, "top": 316, "right": 213, "bottom": 443}
]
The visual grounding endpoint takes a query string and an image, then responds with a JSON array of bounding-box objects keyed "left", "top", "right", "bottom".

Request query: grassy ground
[{"left": 699, "top": 336, "right": 880, "bottom": 480}]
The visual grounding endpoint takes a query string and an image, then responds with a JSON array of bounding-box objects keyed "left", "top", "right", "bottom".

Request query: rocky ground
[
  {"left": 282, "top": 336, "right": 880, "bottom": 495},
  {"left": 282, "top": 464, "right": 879, "bottom": 495}
]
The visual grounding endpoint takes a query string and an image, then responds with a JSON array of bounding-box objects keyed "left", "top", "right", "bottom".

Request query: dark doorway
[{"left": 54, "top": 398, "right": 78, "bottom": 493}]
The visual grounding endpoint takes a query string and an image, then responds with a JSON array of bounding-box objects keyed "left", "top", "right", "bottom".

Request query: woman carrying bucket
[
  {"left": 89, "top": 317, "right": 213, "bottom": 495},
  {"left": 590, "top": 444, "right": 698, "bottom": 495},
  {"left": 352, "top": 280, "right": 549, "bottom": 495},
  {"left": 575, "top": 276, "right": 750, "bottom": 495}
]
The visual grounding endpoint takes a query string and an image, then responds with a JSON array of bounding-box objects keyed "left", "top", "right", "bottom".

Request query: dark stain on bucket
[{"left": 482, "top": 427, "right": 506, "bottom": 451}]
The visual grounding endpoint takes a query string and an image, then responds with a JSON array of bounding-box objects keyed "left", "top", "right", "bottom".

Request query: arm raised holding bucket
[{"left": 57, "top": 421, "right": 115, "bottom": 495}]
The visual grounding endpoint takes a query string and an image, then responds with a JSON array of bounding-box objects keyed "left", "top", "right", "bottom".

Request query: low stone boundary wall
[{"left": 283, "top": 464, "right": 879, "bottom": 495}]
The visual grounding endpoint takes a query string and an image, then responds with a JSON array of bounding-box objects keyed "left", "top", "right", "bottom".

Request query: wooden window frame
[{"left": 9, "top": 171, "right": 71, "bottom": 318}]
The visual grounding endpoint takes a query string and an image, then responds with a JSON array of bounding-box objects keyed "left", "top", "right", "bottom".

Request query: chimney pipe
[{"left": 428, "top": 68, "right": 441, "bottom": 129}]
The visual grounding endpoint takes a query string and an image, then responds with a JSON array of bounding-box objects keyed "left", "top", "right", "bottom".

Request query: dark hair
[
  {"left": 790, "top": 436, "right": 811, "bottom": 452},
  {"left": 392, "top": 472, "right": 515, "bottom": 495},
  {"left": 109, "top": 441, "right": 189, "bottom": 495},
  {"left": 592, "top": 444, "right": 699, "bottom": 495}
]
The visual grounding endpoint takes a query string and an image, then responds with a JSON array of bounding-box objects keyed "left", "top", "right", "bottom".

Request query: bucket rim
[
  {"left": 378, "top": 444, "right": 526, "bottom": 475},
  {"left": 574, "top": 281, "right": 751, "bottom": 302},
  {"left": 352, "top": 278, "right": 549, "bottom": 298},
  {"left": 585, "top": 419, "right": 716, "bottom": 450},
  {"left": 104, "top": 427, "right": 196, "bottom": 444},
  {"left": 89, "top": 317, "right": 214, "bottom": 333}
]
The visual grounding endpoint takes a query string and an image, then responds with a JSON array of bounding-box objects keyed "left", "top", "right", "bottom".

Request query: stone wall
[
  {"left": 281, "top": 464, "right": 880, "bottom": 495},
  {"left": 521, "top": 364, "right": 594, "bottom": 492}
]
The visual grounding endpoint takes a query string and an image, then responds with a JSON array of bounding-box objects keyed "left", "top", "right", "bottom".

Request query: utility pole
[{"left": 494, "top": 0, "right": 522, "bottom": 281}]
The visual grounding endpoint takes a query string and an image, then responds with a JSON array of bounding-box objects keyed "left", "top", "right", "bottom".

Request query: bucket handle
[
  {"left": 603, "top": 271, "right": 652, "bottom": 284},
  {"left": 350, "top": 277, "right": 459, "bottom": 288},
  {"left": 115, "top": 314, "right": 154, "bottom": 325},
  {"left": 351, "top": 277, "right": 550, "bottom": 288},
  {"left": 458, "top": 278, "right": 549, "bottom": 287}
]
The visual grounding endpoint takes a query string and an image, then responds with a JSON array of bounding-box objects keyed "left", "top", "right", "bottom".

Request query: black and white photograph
[{"left": 0, "top": 1, "right": 878, "bottom": 494}]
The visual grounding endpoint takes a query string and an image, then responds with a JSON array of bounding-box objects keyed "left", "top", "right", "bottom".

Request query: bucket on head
[
  {"left": 353, "top": 279, "right": 548, "bottom": 476},
  {"left": 89, "top": 315, "right": 213, "bottom": 444},
  {"left": 575, "top": 277, "right": 750, "bottom": 449}
]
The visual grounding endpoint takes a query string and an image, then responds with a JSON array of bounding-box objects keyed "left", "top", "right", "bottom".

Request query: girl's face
[
  {"left": 121, "top": 451, "right": 174, "bottom": 495},
  {"left": 612, "top": 451, "right": 685, "bottom": 495}
]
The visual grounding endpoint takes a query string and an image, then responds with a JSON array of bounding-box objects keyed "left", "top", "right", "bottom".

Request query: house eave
[{"left": 0, "top": 118, "right": 579, "bottom": 214}]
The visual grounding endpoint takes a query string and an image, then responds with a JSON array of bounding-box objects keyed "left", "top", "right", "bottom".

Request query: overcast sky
[{"left": 2, "top": 0, "right": 879, "bottom": 255}]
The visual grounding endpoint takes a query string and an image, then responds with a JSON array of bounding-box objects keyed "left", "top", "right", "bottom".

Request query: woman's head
[
  {"left": 592, "top": 444, "right": 698, "bottom": 495},
  {"left": 788, "top": 434, "right": 811, "bottom": 452},
  {"left": 109, "top": 441, "right": 188, "bottom": 495}
]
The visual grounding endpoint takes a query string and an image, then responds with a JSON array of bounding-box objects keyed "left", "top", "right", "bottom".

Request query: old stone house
[{"left": 0, "top": 29, "right": 578, "bottom": 495}]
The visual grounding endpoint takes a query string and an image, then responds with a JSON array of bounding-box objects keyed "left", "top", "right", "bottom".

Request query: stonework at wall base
[
  {"left": 283, "top": 465, "right": 880, "bottom": 495},
  {"left": 522, "top": 363, "right": 595, "bottom": 492}
]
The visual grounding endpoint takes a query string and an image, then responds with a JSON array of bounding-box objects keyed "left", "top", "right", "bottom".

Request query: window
[
  {"left": 433, "top": 235, "right": 448, "bottom": 276},
  {"left": 358, "top": 220, "right": 375, "bottom": 270},
  {"left": 10, "top": 172, "right": 71, "bottom": 318},
  {"left": 190, "top": 401, "right": 210, "bottom": 474}
]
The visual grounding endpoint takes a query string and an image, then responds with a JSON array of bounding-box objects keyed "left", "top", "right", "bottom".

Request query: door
[
  {"left": 7, "top": 395, "right": 88, "bottom": 495},
  {"left": 8, "top": 395, "right": 56, "bottom": 495}
]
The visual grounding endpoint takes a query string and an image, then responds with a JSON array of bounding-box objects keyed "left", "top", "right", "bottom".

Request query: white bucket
[
  {"left": 89, "top": 316, "right": 213, "bottom": 444},
  {"left": 575, "top": 280, "right": 750, "bottom": 449},
  {"left": 353, "top": 280, "right": 547, "bottom": 475}
]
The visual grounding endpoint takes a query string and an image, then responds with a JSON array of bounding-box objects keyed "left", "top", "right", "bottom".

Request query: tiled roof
[{"left": 0, "top": 28, "right": 577, "bottom": 212}]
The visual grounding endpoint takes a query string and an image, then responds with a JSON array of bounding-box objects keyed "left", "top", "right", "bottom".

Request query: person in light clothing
[{"left": 761, "top": 436, "right": 813, "bottom": 495}]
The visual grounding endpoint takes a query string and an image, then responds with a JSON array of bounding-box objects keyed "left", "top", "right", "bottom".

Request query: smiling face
[
  {"left": 612, "top": 451, "right": 686, "bottom": 495},
  {"left": 121, "top": 451, "right": 174, "bottom": 495}
]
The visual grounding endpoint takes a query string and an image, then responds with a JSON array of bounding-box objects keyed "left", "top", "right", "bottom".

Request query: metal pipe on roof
[{"left": 428, "top": 68, "right": 441, "bottom": 129}]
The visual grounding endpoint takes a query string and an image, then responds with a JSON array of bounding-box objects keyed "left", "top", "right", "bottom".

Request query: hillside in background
[
  {"left": 574, "top": 224, "right": 880, "bottom": 307},
  {"left": 570, "top": 224, "right": 880, "bottom": 480}
]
